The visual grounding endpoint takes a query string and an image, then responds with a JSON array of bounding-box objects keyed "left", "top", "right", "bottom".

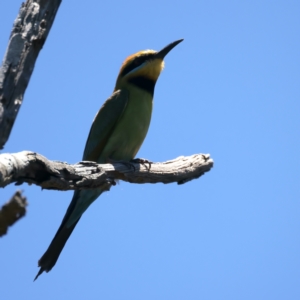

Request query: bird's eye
[{"left": 120, "top": 56, "right": 146, "bottom": 77}]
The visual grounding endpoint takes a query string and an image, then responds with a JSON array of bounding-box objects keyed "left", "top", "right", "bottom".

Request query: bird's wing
[
  {"left": 35, "top": 90, "right": 129, "bottom": 280},
  {"left": 83, "top": 89, "right": 129, "bottom": 161}
]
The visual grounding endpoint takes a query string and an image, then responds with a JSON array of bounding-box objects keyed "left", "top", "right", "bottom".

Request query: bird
[{"left": 34, "top": 39, "right": 183, "bottom": 280}]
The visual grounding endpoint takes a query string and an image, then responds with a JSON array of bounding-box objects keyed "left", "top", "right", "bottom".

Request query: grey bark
[
  {"left": 0, "top": 0, "right": 62, "bottom": 150},
  {"left": 0, "top": 151, "right": 214, "bottom": 191},
  {"left": 0, "top": 190, "right": 27, "bottom": 237}
]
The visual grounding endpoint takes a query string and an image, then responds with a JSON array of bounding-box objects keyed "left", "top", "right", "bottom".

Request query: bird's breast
[{"left": 100, "top": 87, "right": 153, "bottom": 161}]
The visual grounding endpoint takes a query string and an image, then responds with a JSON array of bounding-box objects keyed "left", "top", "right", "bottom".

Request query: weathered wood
[
  {"left": 0, "top": 190, "right": 27, "bottom": 237},
  {"left": 0, "top": 151, "right": 214, "bottom": 191},
  {"left": 0, "top": 0, "right": 62, "bottom": 149}
]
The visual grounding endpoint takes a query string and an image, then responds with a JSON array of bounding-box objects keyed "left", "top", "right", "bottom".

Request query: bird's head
[{"left": 115, "top": 39, "right": 183, "bottom": 94}]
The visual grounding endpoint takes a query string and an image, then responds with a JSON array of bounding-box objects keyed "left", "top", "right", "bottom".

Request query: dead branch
[
  {"left": 0, "top": 190, "right": 27, "bottom": 237},
  {"left": 0, "top": 0, "right": 62, "bottom": 150},
  {"left": 0, "top": 151, "right": 214, "bottom": 191}
]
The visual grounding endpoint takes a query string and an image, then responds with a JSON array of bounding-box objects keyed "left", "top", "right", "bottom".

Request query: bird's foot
[
  {"left": 107, "top": 158, "right": 137, "bottom": 172},
  {"left": 130, "top": 158, "right": 152, "bottom": 171},
  {"left": 107, "top": 158, "right": 152, "bottom": 172}
]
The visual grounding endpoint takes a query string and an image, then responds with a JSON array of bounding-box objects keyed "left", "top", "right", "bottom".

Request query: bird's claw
[
  {"left": 122, "top": 161, "right": 137, "bottom": 172},
  {"left": 130, "top": 158, "right": 152, "bottom": 171},
  {"left": 108, "top": 158, "right": 152, "bottom": 172}
]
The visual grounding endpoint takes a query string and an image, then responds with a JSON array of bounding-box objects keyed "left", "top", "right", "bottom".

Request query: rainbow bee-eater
[{"left": 35, "top": 39, "right": 183, "bottom": 280}]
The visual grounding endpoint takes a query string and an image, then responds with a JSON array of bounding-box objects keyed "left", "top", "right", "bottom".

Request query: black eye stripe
[{"left": 120, "top": 53, "right": 156, "bottom": 77}]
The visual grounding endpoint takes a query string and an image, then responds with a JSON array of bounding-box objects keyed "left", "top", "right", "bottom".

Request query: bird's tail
[
  {"left": 34, "top": 217, "right": 80, "bottom": 281},
  {"left": 34, "top": 189, "right": 102, "bottom": 281}
]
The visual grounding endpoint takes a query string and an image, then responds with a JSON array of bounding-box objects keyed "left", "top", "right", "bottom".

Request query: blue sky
[{"left": 1, "top": 0, "right": 299, "bottom": 299}]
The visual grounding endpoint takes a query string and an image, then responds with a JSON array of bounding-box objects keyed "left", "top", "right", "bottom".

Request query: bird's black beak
[{"left": 156, "top": 39, "right": 184, "bottom": 59}]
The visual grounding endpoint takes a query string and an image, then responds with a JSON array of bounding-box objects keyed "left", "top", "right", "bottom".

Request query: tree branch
[
  {"left": 0, "top": 190, "right": 27, "bottom": 237},
  {"left": 0, "top": 151, "right": 214, "bottom": 191},
  {"left": 0, "top": 0, "right": 62, "bottom": 149}
]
